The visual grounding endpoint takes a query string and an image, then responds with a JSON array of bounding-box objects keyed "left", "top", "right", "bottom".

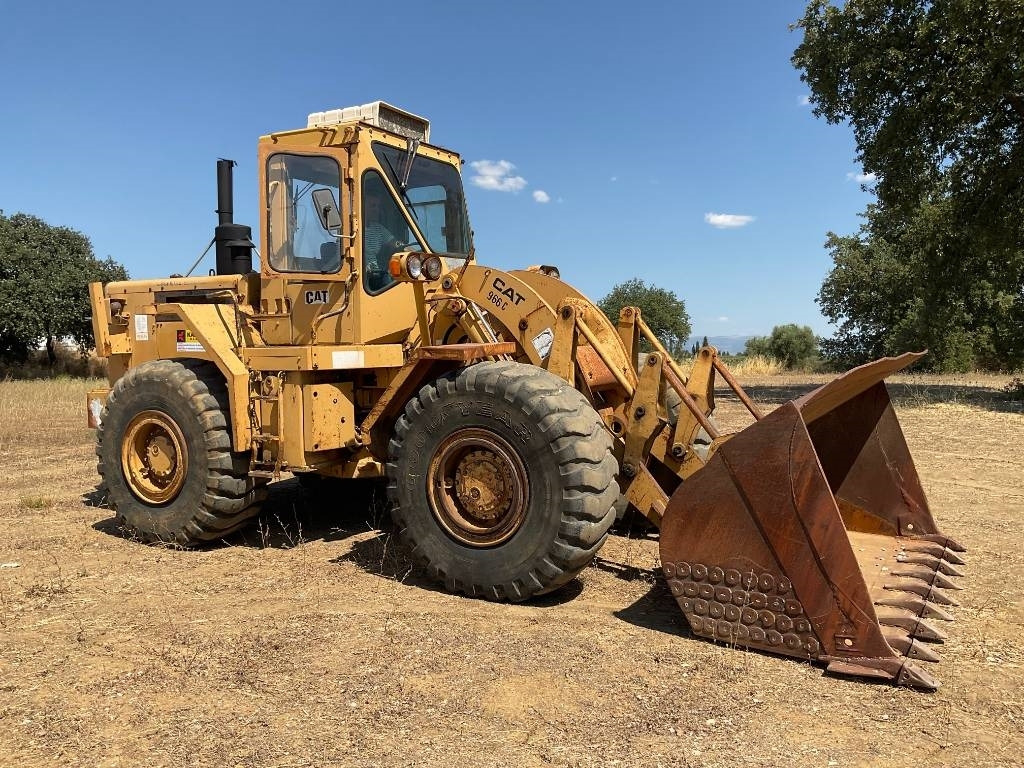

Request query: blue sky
[{"left": 0, "top": 0, "right": 873, "bottom": 338}]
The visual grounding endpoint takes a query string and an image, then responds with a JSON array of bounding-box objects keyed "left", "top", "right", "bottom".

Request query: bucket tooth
[
  {"left": 892, "top": 566, "right": 962, "bottom": 590},
  {"left": 875, "top": 595, "right": 955, "bottom": 621},
  {"left": 896, "top": 661, "right": 942, "bottom": 690},
  {"left": 882, "top": 579, "right": 960, "bottom": 606},
  {"left": 881, "top": 627, "right": 942, "bottom": 662},
  {"left": 908, "top": 532, "right": 967, "bottom": 553},
  {"left": 876, "top": 609, "right": 949, "bottom": 642},
  {"left": 827, "top": 658, "right": 941, "bottom": 691},
  {"left": 902, "top": 541, "right": 966, "bottom": 566},
  {"left": 895, "top": 553, "right": 965, "bottom": 578}
]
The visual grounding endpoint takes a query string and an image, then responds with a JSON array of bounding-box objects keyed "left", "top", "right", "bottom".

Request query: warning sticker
[
  {"left": 134, "top": 314, "right": 149, "bottom": 341},
  {"left": 531, "top": 327, "right": 554, "bottom": 359},
  {"left": 175, "top": 329, "right": 204, "bottom": 353}
]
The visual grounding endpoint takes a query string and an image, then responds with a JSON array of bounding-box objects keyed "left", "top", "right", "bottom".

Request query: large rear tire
[
  {"left": 387, "top": 361, "right": 618, "bottom": 601},
  {"left": 97, "top": 359, "right": 265, "bottom": 545}
]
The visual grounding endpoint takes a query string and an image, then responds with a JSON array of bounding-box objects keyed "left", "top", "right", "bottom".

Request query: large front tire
[
  {"left": 97, "top": 360, "right": 265, "bottom": 545},
  {"left": 387, "top": 361, "right": 618, "bottom": 602}
]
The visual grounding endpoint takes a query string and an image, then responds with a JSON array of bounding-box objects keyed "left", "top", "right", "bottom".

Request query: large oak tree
[
  {"left": 0, "top": 212, "right": 128, "bottom": 365},
  {"left": 793, "top": 0, "right": 1024, "bottom": 371},
  {"left": 598, "top": 278, "right": 691, "bottom": 358}
]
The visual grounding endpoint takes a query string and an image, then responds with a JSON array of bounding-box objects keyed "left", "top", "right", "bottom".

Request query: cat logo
[
  {"left": 491, "top": 277, "right": 526, "bottom": 306},
  {"left": 305, "top": 289, "right": 329, "bottom": 304}
]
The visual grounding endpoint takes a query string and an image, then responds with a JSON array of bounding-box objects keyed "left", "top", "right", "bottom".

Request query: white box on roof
[{"left": 307, "top": 101, "right": 430, "bottom": 142}]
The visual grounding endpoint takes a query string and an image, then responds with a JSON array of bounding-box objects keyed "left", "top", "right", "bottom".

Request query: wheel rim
[
  {"left": 427, "top": 428, "right": 529, "bottom": 547},
  {"left": 121, "top": 410, "right": 188, "bottom": 505}
]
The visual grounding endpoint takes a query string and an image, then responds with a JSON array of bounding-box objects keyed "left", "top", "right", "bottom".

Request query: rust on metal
[
  {"left": 426, "top": 427, "right": 530, "bottom": 547},
  {"left": 659, "top": 352, "right": 965, "bottom": 689},
  {"left": 415, "top": 342, "right": 517, "bottom": 361}
]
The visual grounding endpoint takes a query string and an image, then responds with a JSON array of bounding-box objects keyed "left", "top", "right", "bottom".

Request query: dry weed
[{"left": 725, "top": 354, "right": 785, "bottom": 376}]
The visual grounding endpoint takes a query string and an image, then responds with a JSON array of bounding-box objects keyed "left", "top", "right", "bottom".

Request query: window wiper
[
  {"left": 381, "top": 152, "right": 421, "bottom": 223},
  {"left": 399, "top": 138, "right": 420, "bottom": 190}
]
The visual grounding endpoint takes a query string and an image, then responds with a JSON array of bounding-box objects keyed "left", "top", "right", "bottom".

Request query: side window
[
  {"left": 267, "top": 154, "right": 342, "bottom": 273},
  {"left": 362, "top": 171, "right": 419, "bottom": 294}
]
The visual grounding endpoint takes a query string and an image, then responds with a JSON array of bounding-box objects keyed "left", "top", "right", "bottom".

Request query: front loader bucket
[{"left": 659, "top": 353, "right": 966, "bottom": 689}]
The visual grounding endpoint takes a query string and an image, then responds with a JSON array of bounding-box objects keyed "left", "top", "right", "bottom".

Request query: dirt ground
[{"left": 1, "top": 373, "right": 1022, "bottom": 768}]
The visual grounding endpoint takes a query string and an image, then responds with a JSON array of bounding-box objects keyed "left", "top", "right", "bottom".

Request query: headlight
[
  {"left": 423, "top": 255, "right": 443, "bottom": 281},
  {"left": 406, "top": 254, "right": 423, "bottom": 279}
]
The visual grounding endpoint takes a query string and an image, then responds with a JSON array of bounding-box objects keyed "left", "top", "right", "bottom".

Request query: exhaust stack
[{"left": 214, "top": 159, "right": 254, "bottom": 275}]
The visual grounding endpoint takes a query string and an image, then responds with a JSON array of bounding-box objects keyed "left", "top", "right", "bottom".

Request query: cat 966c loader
[{"left": 88, "top": 102, "right": 965, "bottom": 689}]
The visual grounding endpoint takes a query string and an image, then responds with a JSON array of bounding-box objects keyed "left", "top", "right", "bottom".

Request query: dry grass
[
  {"left": 0, "top": 374, "right": 1022, "bottom": 767},
  {"left": 722, "top": 354, "right": 785, "bottom": 376}
]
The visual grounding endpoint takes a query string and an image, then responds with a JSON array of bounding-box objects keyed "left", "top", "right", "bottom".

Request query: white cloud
[
  {"left": 717, "top": 316, "right": 729, "bottom": 322},
  {"left": 704, "top": 212, "right": 755, "bottom": 229},
  {"left": 469, "top": 160, "right": 527, "bottom": 192},
  {"left": 798, "top": 94, "right": 811, "bottom": 106},
  {"left": 847, "top": 171, "right": 877, "bottom": 183},
  {"left": 532, "top": 190, "right": 550, "bottom": 203}
]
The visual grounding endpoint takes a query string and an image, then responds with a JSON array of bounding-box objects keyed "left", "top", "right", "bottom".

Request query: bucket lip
[{"left": 794, "top": 351, "right": 925, "bottom": 424}]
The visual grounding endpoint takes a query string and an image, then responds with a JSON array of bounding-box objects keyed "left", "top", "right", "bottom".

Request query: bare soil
[{"left": 1, "top": 374, "right": 1022, "bottom": 768}]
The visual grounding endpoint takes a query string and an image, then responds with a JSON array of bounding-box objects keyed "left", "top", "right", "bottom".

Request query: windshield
[{"left": 373, "top": 143, "right": 472, "bottom": 257}]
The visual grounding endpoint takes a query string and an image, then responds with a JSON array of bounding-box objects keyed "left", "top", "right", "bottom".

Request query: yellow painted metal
[
  {"left": 622, "top": 351, "right": 663, "bottom": 472},
  {"left": 159, "top": 302, "right": 252, "bottom": 451},
  {"left": 513, "top": 269, "right": 637, "bottom": 390},
  {"left": 280, "top": 374, "right": 306, "bottom": 468},
  {"left": 455, "top": 265, "right": 553, "bottom": 365},
  {"left": 241, "top": 344, "right": 404, "bottom": 371},
  {"left": 121, "top": 409, "right": 188, "bottom": 505},
  {"left": 302, "top": 382, "right": 356, "bottom": 451},
  {"left": 103, "top": 273, "right": 255, "bottom": 297},
  {"left": 88, "top": 282, "right": 111, "bottom": 357},
  {"left": 621, "top": 464, "right": 668, "bottom": 527},
  {"left": 546, "top": 303, "right": 579, "bottom": 384}
]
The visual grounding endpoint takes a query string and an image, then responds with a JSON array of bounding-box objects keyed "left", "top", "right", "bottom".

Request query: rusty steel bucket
[{"left": 659, "top": 353, "right": 965, "bottom": 689}]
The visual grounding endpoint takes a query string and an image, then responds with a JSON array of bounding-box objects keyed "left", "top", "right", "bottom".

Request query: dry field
[{"left": 1, "top": 373, "right": 1022, "bottom": 768}]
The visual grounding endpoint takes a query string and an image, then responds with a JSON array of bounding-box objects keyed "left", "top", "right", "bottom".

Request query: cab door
[{"left": 258, "top": 142, "right": 355, "bottom": 346}]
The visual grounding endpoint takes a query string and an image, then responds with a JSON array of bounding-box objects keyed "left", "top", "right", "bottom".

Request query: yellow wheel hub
[{"left": 121, "top": 410, "right": 188, "bottom": 505}]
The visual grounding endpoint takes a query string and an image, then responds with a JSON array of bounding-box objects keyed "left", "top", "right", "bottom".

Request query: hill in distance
[{"left": 686, "top": 335, "right": 753, "bottom": 355}]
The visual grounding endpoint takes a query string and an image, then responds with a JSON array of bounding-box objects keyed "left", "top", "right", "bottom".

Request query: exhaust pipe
[{"left": 214, "top": 159, "right": 254, "bottom": 275}]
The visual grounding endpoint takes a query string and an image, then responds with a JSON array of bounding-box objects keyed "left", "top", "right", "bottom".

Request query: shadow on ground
[
  {"left": 611, "top": 580, "right": 691, "bottom": 638},
  {"left": 88, "top": 476, "right": 393, "bottom": 550}
]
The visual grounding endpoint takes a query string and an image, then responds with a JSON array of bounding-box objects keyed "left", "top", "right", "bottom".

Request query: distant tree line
[{"left": 0, "top": 212, "right": 128, "bottom": 366}]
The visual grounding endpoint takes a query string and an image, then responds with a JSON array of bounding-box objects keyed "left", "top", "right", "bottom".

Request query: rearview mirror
[{"left": 312, "top": 188, "right": 342, "bottom": 233}]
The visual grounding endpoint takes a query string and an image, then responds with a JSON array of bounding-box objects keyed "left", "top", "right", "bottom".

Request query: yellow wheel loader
[{"left": 87, "top": 102, "right": 965, "bottom": 689}]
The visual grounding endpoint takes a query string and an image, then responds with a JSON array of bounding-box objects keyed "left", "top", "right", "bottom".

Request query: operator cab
[{"left": 256, "top": 102, "right": 473, "bottom": 345}]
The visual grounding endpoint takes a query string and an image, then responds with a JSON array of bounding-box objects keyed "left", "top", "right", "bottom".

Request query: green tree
[
  {"left": 792, "top": 1, "right": 1024, "bottom": 371},
  {"left": 597, "top": 278, "right": 691, "bottom": 357},
  {"left": 744, "top": 324, "right": 819, "bottom": 369},
  {"left": 0, "top": 212, "right": 128, "bottom": 365}
]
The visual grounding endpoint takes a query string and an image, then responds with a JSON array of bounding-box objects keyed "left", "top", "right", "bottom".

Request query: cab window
[
  {"left": 267, "top": 154, "right": 342, "bottom": 273},
  {"left": 362, "top": 171, "right": 420, "bottom": 294}
]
